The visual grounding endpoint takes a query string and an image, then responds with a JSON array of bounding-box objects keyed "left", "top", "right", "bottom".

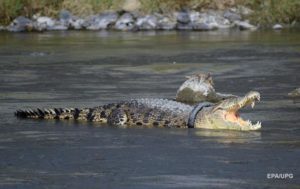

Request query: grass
[
  {"left": 240, "top": 0, "right": 300, "bottom": 26},
  {"left": 61, "top": 0, "right": 123, "bottom": 16},
  {"left": 0, "top": 0, "right": 299, "bottom": 26},
  {"left": 0, "top": 0, "right": 23, "bottom": 24},
  {"left": 0, "top": 0, "right": 61, "bottom": 25},
  {"left": 139, "top": 0, "right": 236, "bottom": 13}
]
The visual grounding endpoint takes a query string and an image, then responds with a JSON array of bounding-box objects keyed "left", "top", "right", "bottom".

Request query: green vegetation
[
  {"left": 242, "top": 0, "right": 300, "bottom": 26},
  {"left": 0, "top": 0, "right": 61, "bottom": 24},
  {"left": 61, "top": 0, "right": 123, "bottom": 16},
  {"left": 140, "top": 0, "right": 236, "bottom": 13},
  {"left": 0, "top": 0, "right": 299, "bottom": 26}
]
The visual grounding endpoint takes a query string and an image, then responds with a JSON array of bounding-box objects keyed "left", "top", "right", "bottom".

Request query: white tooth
[
  {"left": 247, "top": 120, "right": 251, "bottom": 125},
  {"left": 250, "top": 121, "right": 260, "bottom": 130},
  {"left": 251, "top": 101, "right": 255, "bottom": 108}
]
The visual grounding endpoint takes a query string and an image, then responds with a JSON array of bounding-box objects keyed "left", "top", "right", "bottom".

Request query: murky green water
[{"left": 0, "top": 30, "right": 299, "bottom": 188}]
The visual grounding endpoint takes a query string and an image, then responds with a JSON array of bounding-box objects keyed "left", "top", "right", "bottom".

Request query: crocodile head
[{"left": 195, "top": 91, "right": 261, "bottom": 131}]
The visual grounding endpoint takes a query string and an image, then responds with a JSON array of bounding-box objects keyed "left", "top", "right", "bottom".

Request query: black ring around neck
[{"left": 187, "top": 102, "right": 213, "bottom": 128}]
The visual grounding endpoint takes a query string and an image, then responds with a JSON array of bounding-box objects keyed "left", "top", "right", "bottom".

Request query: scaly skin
[
  {"left": 176, "top": 73, "right": 237, "bottom": 104},
  {"left": 15, "top": 91, "right": 262, "bottom": 131}
]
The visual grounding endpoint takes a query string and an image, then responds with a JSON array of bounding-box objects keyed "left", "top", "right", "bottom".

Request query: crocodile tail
[{"left": 15, "top": 108, "right": 81, "bottom": 120}]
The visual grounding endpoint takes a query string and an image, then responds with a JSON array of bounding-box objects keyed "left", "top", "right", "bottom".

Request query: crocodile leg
[{"left": 107, "top": 109, "right": 128, "bottom": 126}]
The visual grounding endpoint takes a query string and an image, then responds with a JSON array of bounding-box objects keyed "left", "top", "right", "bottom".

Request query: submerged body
[{"left": 15, "top": 91, "right": 262, "bottom": 131}]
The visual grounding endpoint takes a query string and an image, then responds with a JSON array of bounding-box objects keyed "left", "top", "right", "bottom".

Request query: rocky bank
[{"left": 0, "top": 7, "right": 284, "bottom": 32}]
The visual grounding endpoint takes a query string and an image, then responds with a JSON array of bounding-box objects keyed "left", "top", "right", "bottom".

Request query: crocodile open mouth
[{"left": 218, "top": 91, "right": 261, "bottom": 129}]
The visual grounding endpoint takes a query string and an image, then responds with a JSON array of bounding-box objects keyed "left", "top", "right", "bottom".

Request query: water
[{"left": 0, "top": 30, "right": 299, "bottom": 188}]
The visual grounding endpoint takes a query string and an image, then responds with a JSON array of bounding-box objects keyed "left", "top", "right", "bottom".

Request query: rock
[
  {"left": 213, "top": 16, "right": 231, "bottom": 29},
  {"left": 37, "top": 17, "right": 55, "bottom": 26},
  {"left": 36, "top": 16, "right": 55, "bottom": 31},
  {"left": 157, "top": 17, "right": 176, "bottom": 30},
  {"left": 190, "top": 11, "right": 231, "bottom": 30},
  {"left": 177, "top": 23, "right": 193, "bottom": 30},
  {"left": 136, "top": 15, "right": 157, "bottom": 30},
  {"left": 0, "top": 25, "right": 5, "bottom": 31},
  {"left": 7, "top": 16, "right": 32, "bottom": 32},
  {"left": 235, "top": 20, "right": 257, "bottom": 30},
  {"left": 47, "top": 25, "right": 68, "bottom": 31},
  {"left": 189, "top": 11, "right": 201, "bottom": 24},
  {"left": 82, "top": 15, "right": 97, "bottom": 28},
  {"left": 223, "top": 10, "right": 241, "bottom": 22},
  {"left": 32, "top": 22, "right": 47, "bottom": 31},
  {"left": 205, "top": 11, "right": 231, "bottom": 28},
  {"left": 70, "top": 18, "right": 85, "bottom": 30},
  {"left": 193, "top": 22, "right": 217, "bottom": 31},
  {"left": 59, "top": 9, "right": 74, "bottom": 27},
  {"left": 273, "top": 24, "right": 283, "bottom": 30},
  {"left": 32, "top": 16, "right": 68, "bottom": 31},
  {"left": 189, "top": 11, "right": 204, "bottom": 30},
  {"left": 156, "top": 15, "right": 176, "bottom": 30},
  {"left": 58, "top": 10, "right": 85, "bottom": 30},
  {"left": 115, "top": 13, "right": 136, "bottom": 31},
  {"left": 176, "top": 11, "right": 190, "bottom": 24},
  {"left": 87, "top": 12, "right": 119, "bottom": 30},
  {"left": 59, "top": 9, "right": 72, "bottom": 21},
  {"left": 122, "top": 0, "right": 141, "bottom": 12},
  {"left": 237, "top": 6, "right": 254, "bottom": 17}
]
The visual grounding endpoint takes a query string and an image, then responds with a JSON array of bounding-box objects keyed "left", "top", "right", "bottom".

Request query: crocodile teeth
[
  {"left": 254, "top": 121, "right": 261, "bottom": 128},
  {"left": 251, "top": 101, "right": 255, "bottom": 108},
  {"left": 239, "top": 102, "right": 243, "bottom": 108},
  {"left": 247, "top": 120, "right": 252, "bottom": 125}
]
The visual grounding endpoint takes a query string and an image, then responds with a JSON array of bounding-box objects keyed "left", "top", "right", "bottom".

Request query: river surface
[{"left": 0, "top": 30, "right": 299, "bottom": 188}]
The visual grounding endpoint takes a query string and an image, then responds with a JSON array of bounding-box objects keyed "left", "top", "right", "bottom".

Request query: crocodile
[
  {"left": 15, "top": 91, "right": 262, "bottom": 131},
  {"left": 176, "top": 73, "right": 237, "bottom": 104}
]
